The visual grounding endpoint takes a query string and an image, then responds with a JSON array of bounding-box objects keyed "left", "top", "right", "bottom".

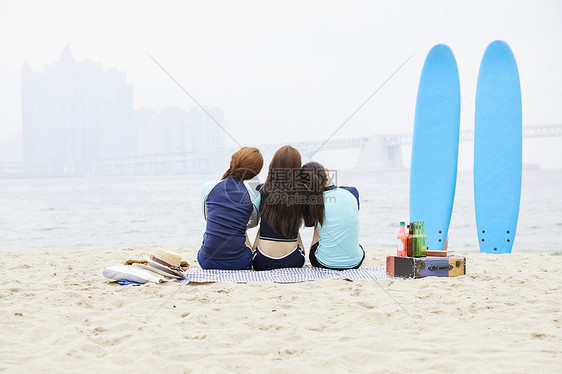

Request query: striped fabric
[{"left": 180, "top": 266, "right": 392, "bottom": 284}]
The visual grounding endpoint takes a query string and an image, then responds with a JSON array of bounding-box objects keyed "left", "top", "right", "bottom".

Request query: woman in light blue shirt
[{"left": 300, "top": 162, "right": 365, "bottom": 269}]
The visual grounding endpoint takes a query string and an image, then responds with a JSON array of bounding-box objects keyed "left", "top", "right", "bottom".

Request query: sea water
[{"left": 1, "top": 169, "right": 561, "bottom": 253}]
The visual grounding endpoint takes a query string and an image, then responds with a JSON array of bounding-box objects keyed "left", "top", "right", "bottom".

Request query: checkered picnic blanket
[{"left": 180, "top": 266, "right": 391, "bottom": 284}]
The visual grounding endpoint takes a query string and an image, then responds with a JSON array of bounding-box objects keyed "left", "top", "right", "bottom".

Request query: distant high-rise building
[
  {"left": 21, "top": 46, "right": 135, "bottom": 173},
  {"left": 187, "top": 107, "right": 225, "bottom": 152},
  {"left": 134, "top": 106, "right": 225, "bottom": 156}
]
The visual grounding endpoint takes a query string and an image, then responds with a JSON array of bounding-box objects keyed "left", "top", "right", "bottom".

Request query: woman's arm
[
  {"left": 310, "top": 224, "right": 319, "bottom": 250},
  {"left": 297, "top": 232, "right": 305, "bottom": 254},
  {"left": 252, "top": 229, "right": 260, "bottom": 251},
  {"left": 245, "top": 232, "right": 252, "bottom": 248},
  {"left": 246, "top": 205, "right": 259, "bottom": 228}
]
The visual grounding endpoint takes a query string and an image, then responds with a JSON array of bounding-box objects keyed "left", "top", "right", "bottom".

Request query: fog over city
[{"left": 1, "top": 0, "right": 561, "bottom": 172}]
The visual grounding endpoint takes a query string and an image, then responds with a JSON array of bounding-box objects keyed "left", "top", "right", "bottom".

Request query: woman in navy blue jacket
[{"left": 198, "top": 147, "right": 263, "bottom": 270}]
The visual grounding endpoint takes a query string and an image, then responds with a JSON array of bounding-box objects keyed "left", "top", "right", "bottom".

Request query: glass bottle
[
  {"left": 420, "top": 221, "right": 427, "bottom": 257},
  {"left": 407, "top": 222, "right": 414, "bottom": 257},
  {"left": 397, "top": 222, "right": 407, "bottom": 257},
  {"left": 412, "top": 221, "right": 421, "bottom": 257}
]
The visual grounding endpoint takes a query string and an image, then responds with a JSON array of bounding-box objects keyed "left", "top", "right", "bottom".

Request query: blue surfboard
[
  {"left": 410, "top": 44, "right": 461, "bottom": 251},
  {"left": 474, "top": 41, "right": 522, "bottom": 254}
]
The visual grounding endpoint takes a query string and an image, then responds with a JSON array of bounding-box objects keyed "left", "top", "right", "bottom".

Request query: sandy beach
[{"left": 1, "top": 246, "right": 561, "bottom": 373}]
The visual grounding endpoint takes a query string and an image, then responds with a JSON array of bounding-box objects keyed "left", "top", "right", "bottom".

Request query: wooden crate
[{"left": 386, "top": 255, "right": 466, "bottom": 278}]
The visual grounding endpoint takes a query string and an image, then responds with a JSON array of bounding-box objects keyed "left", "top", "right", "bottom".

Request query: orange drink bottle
[{"left": 397, "top": 222, "right": 407, "bottom": 256}]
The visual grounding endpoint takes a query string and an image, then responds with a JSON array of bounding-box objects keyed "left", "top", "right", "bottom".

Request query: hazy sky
[{"left": 1, "top": 0, "right": 561, "bottom": 168}]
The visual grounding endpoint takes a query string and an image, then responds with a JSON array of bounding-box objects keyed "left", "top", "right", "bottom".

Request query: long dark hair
[
  {"left": 300, "top": 161, "right": 328, "bottom": 226},
  {"left": 261, "top": 145, "right": 303, "bottom": 238},
  {"left": 222, "top": 147, "right": 263, "bottom": 181}
]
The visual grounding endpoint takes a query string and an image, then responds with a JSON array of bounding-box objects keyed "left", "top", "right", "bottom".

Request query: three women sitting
[{"left": 198, "top": 146, "right": 365, "bottom": 271}]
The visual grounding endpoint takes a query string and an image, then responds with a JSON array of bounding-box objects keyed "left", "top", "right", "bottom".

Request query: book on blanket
[{"left": 102, "top": 265, "right": 169, "bottom": 283}]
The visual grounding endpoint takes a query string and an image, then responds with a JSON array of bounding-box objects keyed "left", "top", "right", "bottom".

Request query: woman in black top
[{"left": 251, "top": 145, "right": 306, "bottom": 271}]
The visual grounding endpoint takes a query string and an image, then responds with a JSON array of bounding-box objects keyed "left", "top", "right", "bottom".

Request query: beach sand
[{"left": 1, "top": 246, "right": 561, "bottom": 373}]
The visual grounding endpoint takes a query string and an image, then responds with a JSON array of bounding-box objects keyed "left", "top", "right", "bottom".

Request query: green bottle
[
  {"left": 420, "top": 221, "right": 427, "bottom": 257},
  {"left": 412, "top": 221, "right": 421, "bottom": 257}
]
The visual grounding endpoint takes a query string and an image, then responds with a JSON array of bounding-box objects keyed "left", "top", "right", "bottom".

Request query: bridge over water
[
  {"left": 2, "top": 124, "right": 561, "bottom": 175},
  {"left": 89, "top": 124, "right": 562, "bottom": 175}
]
